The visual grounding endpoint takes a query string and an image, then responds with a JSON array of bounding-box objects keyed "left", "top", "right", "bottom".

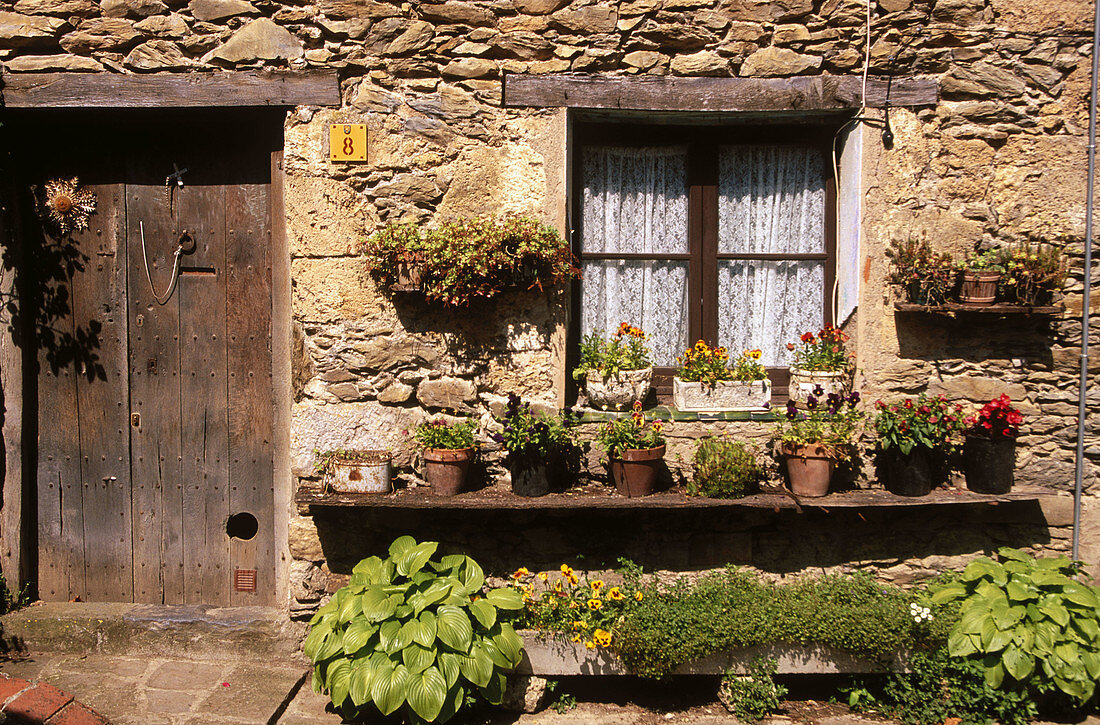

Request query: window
[{"left": 571, "top": 122, "right": 837, "bottom": 395}]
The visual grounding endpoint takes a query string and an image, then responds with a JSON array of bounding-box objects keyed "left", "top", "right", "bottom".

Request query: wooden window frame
[{"left": 568, "top": 121, "right": 838, "bottom": 403}]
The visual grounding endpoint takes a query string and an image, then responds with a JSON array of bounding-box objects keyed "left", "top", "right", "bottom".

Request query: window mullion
[{"left": 698, "top": 144, "right": 719, "bottom": 347}]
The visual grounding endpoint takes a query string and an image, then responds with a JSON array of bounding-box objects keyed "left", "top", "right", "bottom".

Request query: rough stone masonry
[{"left": 1, "top": 0, "right": 1097, "bottom": 612}]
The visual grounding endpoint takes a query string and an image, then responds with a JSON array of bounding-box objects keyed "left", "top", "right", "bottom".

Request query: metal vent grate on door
[{"left": 234, "top": 568, "right": 257, "bottom": 593}]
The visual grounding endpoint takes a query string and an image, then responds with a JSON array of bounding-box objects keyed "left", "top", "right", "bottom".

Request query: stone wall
[{"left": 2, "top": 0, "right": 1097, "bottom": 612}]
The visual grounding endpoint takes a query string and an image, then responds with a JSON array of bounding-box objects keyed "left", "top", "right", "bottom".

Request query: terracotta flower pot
[
  {"left": 423, "top": 447, "right": 475, "bottom": 496},
  {"left": 964, "top": 435, "right": 1016, "bottom": 494},
  {"left": 782, "top": 443, "right": 835, "bottom": 498},
  {"left": 609, "top": 445, "right": 666, "bottom": 498},
  {"left": 958, "top": 271, "right": 1000, "bottom": 305}
]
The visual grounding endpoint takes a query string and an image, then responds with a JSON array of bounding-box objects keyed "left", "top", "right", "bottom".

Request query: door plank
[
  {"left": 226, "top": 172, "right": 274, "bottom": 606},
  {"left": 71, "top": 184, "right": 133, "bottom": 601},
  {"left": 126, "top": 173, "right": 183, "bottom": 604},
  {"left": 35, "top": 261, "right": 81, "bottom": 601},
  {"left": 178, "top": 173, "right": 230, "bottom": 605}
]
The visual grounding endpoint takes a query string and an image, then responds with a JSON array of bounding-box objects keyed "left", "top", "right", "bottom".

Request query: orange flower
[{"left": 512, "top": 567, "right": 530, "bottom": 580}]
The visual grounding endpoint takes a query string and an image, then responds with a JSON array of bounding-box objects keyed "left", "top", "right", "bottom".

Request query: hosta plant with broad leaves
[
  {"left": 303, "top": 536, "right": 525, "bottom": 723},
  {"left": 930, "top": 547, "right": 1100, "bottom": 705}
]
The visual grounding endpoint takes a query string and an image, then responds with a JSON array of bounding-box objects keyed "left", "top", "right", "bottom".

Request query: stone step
[{"left": 0, "top": 603, "right": 307, "bottom": 664}]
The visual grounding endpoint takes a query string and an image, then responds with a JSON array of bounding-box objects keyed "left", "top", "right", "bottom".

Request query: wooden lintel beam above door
[
  {"left": 502, "top": 73, "right": 938, "bottom": 111},
  {"left": 1, "top": 69, "right": 341, "bottom": 109}
]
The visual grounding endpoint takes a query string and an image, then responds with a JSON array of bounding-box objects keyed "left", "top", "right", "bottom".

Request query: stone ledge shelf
[
  {"left": 515, "top": 632, "right": 906, "bottom": 676},
  {"left": 893, "top": 302, "right": 1064, "bottom": 316},
  {"left": 295, "top": 481, "right": 1054, "bottom": 515}
]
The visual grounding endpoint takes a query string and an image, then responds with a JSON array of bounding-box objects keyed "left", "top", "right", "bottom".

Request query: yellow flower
[
  {"left": 567, "top": 572, "right": 578, "bottom": 586},
  {"left": 512, "top": 567, "right": 529, "bottom": 580},
  {"left": 587, "top": 598, "right": 602, "bottom": 610},
  {"left": 561, "top": 564, "right": 574, "bottom": 577},
  {"left": 572, "top": 633, "right": 581, "bottom": 642},
  {"left": 522, "top": 584, "right": 534, "bottom": 595},
  {"left": 554, "top": 579, "right": 565, "bottom": 593},
  {"left": 585, "top": 640, "right": 596, "bottom": 649},
  {"left": 608, "top": 587, "right": 624, "bottom": 601},
  {"left": 572, "top": 620, "right": 589, "bottom": 631},
  {"left": 634, "top": 591, "right": 644, "bottom": 601},
  {"left": 537, "top": 572, "right": 548, "bottom": 581},
  {"left": 590, "top": 580, "right": 604, "bottom": 592},
  {"left": 594, "top": 629, "right": 612, "bottom": 647}
]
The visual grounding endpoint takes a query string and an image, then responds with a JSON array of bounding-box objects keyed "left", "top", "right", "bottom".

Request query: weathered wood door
[{"left": 19, "top": 111, "right": 279, "bottom": 605}]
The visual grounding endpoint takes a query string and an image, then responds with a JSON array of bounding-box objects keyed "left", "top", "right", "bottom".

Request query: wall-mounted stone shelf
[
  {"left": 893, "top": 302, "right": 1064, "bottom": 315},
  {"left": 295, "top": 480, "right": 1050, "bottom": 516},
  {"left": 515, "top": 632, "right": 906, "bottom": 676}
]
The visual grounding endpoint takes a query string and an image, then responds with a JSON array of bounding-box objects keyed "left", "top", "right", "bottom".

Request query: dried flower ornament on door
[{"left": 37, "top": 177, "right": 97, "bottom": 236}]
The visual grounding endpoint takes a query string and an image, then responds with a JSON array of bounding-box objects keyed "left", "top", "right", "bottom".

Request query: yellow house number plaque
[{"left": 329, "top": 124, "right": 367, "bottom": 162}]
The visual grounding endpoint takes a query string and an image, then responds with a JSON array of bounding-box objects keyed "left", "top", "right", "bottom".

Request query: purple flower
[
  {"left": 812, "top": 385, "right": 825, "bottom": 397},
  {"left": 849, "top": 392, "right": 861, "bottom": 405},
  {"left": 806, "top": 395, "right": 818, "bottom": 409},
  {"left": 492, "top": 433, "right": 505, "bottom": 443}
]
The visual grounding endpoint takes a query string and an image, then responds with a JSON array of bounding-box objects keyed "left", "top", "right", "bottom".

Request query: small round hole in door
[{"left": 226, "top": 512, "right": 258, "bottom": 541}]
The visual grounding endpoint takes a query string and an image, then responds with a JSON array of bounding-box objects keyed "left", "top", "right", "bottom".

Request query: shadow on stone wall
[
  {"left": 893, "top": 311, "right": 1057, "bottom": 368},
  {"left": 311, "top": 499, "right": 1053, "bottom": 581}
]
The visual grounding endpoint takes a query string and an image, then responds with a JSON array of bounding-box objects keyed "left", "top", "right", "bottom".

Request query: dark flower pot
[
  {"left": 508, "top": 455, "right": 554, "bottom": 497},
  {"left": 880, "top": 445, "right": 938, "bottom": 497},
  {"left": 964, "top": 435, "right": 1016, "bottom": 494}
]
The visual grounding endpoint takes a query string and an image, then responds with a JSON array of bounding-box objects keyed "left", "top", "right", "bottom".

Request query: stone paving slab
[{"left": 2, "top": 652, "right": 306, "bottom": 725}]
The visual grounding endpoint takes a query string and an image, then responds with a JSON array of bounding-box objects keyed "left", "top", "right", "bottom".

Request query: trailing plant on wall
[
  {"left": 362, "top": 216, "right": 580, "bottom": 306},
  {"left": 304, "top": 536, "right": 525, "bottom": 723}
]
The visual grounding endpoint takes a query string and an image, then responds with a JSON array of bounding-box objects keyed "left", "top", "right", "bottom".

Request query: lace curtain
[
  {"left": 717, "top": 145, "right": 826, "bottom": 367},
  {"left": 580, "top": 146, "right": 689, "bottom": 366}
]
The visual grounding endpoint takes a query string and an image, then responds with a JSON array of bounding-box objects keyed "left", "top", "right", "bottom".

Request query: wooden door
[{"left": 19, "top": 111, "right": 279, "bottom": 605}]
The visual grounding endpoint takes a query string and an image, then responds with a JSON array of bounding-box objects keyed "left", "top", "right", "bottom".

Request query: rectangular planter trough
[{"left": 516, "top": 631, "right": 907, "bottom": 676}]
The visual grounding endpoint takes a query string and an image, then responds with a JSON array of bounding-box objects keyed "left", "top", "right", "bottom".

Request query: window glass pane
[
  {"left": 581, "top": 260, "right": 689, "bottom": 367},
  {"left": 717, "top": 260, "right": 824, "bottom": 367},
  {"left": 581, "top": 146, "right": 689, "bottom": 254},
  {"left": 717, "top": 145, "right": 826, "bottom": 254}
]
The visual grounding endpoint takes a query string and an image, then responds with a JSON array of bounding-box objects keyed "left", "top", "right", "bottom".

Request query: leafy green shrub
[
  {"left": 688, "top": 438, "right": 765, "bottom": 499},
  {"left": 881, "top": 650, "right": 1038, "bottom": 725},
  {"left": 931, "top": 547, "right": 1100, "bottom": 705},
  {"left": 304, "top": 537, "right": 525, "bottom": 723},
  {"left": 413, "top": 418, "right": 477, "bottom": 451},
  {"left": 614, "top": 569, "right": 948, "bottom": 679},
  {"left": 719, "top": 657, "right": 788, "bottom": 721}
]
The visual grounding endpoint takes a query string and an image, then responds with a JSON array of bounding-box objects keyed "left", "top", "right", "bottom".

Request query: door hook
[{"left": 140, "top": 221, "right": 194, "bottom": 305}]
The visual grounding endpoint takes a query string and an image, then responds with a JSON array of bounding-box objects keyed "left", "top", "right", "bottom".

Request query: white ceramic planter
[
  {"left": 788, "top": 368, "right": 850, "bottom": 406},
  {"left": 330, "top": 452, "right": 393, "bottom": 493},
  {"left": 583, "top": 367, "right": 652, "bottom": 410},
  {"left": 672, "top": 378, "right": 771, "bottom": 411}
]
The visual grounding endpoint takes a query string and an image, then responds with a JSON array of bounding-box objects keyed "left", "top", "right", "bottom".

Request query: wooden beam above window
[
  {"left": 503, "top": 74, "right": 937, "bottom": 112},
  {"left": 1, "top": 69, "right": 341, "bottom": 109}
]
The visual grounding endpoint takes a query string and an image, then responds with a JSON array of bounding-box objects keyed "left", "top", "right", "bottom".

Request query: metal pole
[{"left": 1073, "top": 0, "right": 1100, "bottom": 560}]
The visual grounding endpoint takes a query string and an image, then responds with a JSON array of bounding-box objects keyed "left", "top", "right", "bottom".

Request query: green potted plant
[
  {"left": 314, "top": 449, "right": 393, "bottom": 494},
  {"left": 688, "top": 438, "right": 766, "bottom": 499},
  {"left": 492, "top": 394, "right": 580, "bottom": 497},
  {"left": 785, "top": 326, "right": 853, "bottom": 406},
  {"left": 413, "top": 418, "right": 478, "bottom": 496},
  {"left": 363, "top": 216, "right": 580, "bottom": 306},
  {"left": 956, "top": 249, "right": 1004, "bottom": 305},
  {"left": 596, "top": 401, "right": 667, "bottom": 497},
  {"left": 304, "top": 536, "right": 525, "bottom": 723},
  {"left": 873, "top": 394, "right": 966, "bottom": 496},
  {"left": 572, "top": 323, "right": 653, "bottom": 410},
  {"left": 773, "top": 390, "right": 864, "bottom": 497},
  {"left": 672, "top": 341, "right": 770, "bottom": 411},
  {"left": 962, "top": 394, "right": 1023, "bottom": 494},
  {"left": 885, "top": 237, "right": 955, "bottom": 305},
  {"left": 1001, "top": 242, "right": 1067, "bottom": 306}
]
